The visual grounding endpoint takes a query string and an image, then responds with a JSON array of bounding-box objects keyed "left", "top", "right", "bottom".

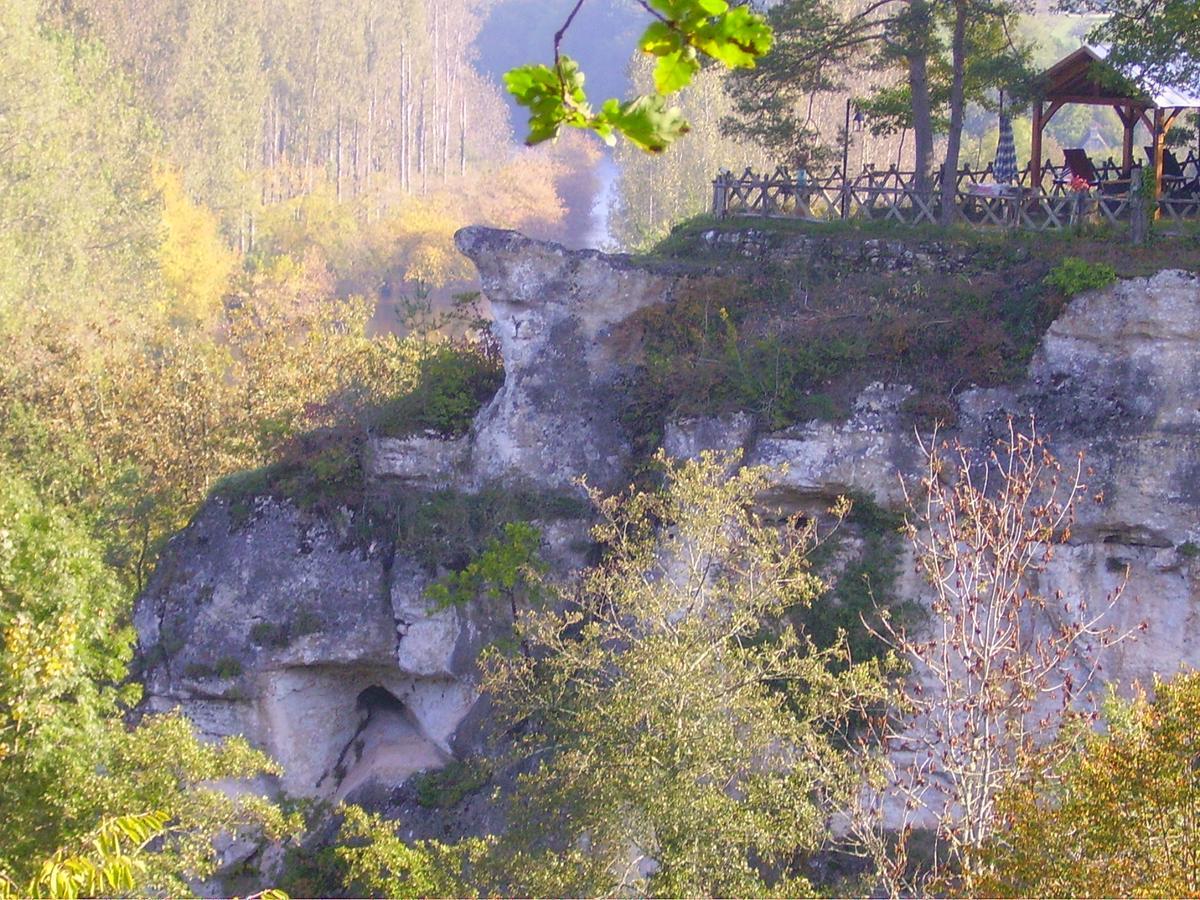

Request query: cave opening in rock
[
  {"left": 357, "top": 684, "right": 406, "bottom": 717},
  {"left": 324, "top": 683, "right": 448, "bottom": 801}
]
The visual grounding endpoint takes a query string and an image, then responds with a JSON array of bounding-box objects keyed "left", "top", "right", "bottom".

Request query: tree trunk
[
  {"left": 906, "top": 0, "right": 934, "bottom": 195},
  {"left": 335, "top": 107, "right": 343, "bottom": 201},
  {"left": 399, "top": 46, "right": 410, "bottom": 193},
  {"left": 418, "top": 79, "right": 427, "bottom": 194},
  {"left": 459, "top": 92, "right": 467, "bottom": 177},
  {"left": 939, "top": 0, "right": 968, "bottom": 225}
]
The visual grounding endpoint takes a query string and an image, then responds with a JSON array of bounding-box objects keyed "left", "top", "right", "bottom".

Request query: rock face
[
  {"left": 1027, "top": 270, "right": 1200, "bottom": 546},
  {"left": 1023, "top": 270, "right": 1200, "bottom": 689},
  {"left": 693, "top": 269, "right": 1200, "bottom": 691},
  {"left": 135, "top": 498, "right": 490, "bottom": 800},
  {"left": 453, "top": 227, "right": 682, "bottom": 491},
  {"left": 135, "top": 229, "right": 1200, "bottom": 815},
  {"left": 748, "top": 383, "right": 920, "bottom": 507}
]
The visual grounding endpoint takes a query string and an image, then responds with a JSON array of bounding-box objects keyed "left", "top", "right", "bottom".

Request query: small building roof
[{"left": 1040, "top": 45, "right": 1200, "bottom": 110}]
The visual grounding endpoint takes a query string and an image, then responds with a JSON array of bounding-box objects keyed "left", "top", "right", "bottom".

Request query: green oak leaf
[
  {"left": 599, "top": 95, "right": 690, "bottom": 153},
  {"left": 653, "top": 47, "right": 701, "bottom": 93},
  {"left": 648, "top": 0, "right": 683, "bottom": 17},
  {"left": 638, "top": 21, "right": 679, "bottom": 55},
  {"left": 695, "top": 6, "right": 774, "bottom": 68},
  {"left": 504, "top": 5, "right": 770, "bottom": 152},
  {"left": 504, "top": 57, "right": 595, "bottom": 145}
]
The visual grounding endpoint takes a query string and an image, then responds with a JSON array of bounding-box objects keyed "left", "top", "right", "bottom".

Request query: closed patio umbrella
[{"left": 994, "top": 112, "right": 1018, "bottom": 185}]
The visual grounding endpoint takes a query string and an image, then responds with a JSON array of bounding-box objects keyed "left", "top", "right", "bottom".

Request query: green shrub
[
  {"left": 793, "top": 491, "right": 915, "bottom": 664},
  {"left": 1044, "top": 256, "right": 1118, "bottom": 297},
  {"left": 249, "top": 611, "right": 323, "bottom": 649},
  {"left": 426, "top": 521, "right": 547, "bottom": 630},
  {"left": 413, "top": 759, "right": 493, "bottom": 809},
  {"left": 249, "top": 622, "right": 281, "bottom": 646},
  {"left": 278, "top": 844, "right": 352, "bottom": 899},
  {"left": 215, "top": 657, "right": 243, "bottom": 679},
  {"left": 393, "top": 485, "right": 587, "bottom": 574},
  {"left": 371, "top": 337, "right": 503, "bottom": 439},
  {"left": 902, "top": 392, "right": 960, "bottom": 430},
  {"left": 292, "top": 609, "right": 323, "bottom": 636}
]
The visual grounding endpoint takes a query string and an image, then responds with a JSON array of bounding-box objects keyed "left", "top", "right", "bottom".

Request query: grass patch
[
  {"left": 211, "top": 431, "right": 367, "bottom": 525},
  {"left": 1044, "top": 256, "right": 1118, "bottom": 297},
  {"left": 393, "top": 484, "right": 590, "bottom": 574},
  {"left": 619, "top": 219, "right": 1200, "bottom": 454},
  {"left": 209, "top": 329, "right": 503, "bottom": 525},
  {"left": 649, "top": 213, "right": 1200, "bottom": 266}
]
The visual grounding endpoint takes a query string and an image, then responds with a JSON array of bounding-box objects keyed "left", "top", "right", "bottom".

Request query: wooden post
[
  {"left": 1152, "top": 108, "right": 1166, "bottom": 197},
  {"left": 712, "top": 175, "right": 727, "bottom": 217},
  {"left": 1009, "top": 187, "right": 1022, "bottom": 230},
  {"left": 840, "top": 98, "right": 852, "bottom": 219},
  {"left": 1030, "top": 100, "right": 1044, "bottom": 196},
  {"left": 1131, "top": 168, "right": 1148, "bottom": 244}
]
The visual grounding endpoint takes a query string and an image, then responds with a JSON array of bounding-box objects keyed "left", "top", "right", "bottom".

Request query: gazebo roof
[{"left": 1040, "top": 45, "right": 1200, "bottom": 110}]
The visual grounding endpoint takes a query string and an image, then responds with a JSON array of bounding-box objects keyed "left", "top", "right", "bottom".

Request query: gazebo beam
[
  {"left": 1031, "top": 100, "right": 1043, "bottom": 192},
  {"left": 1047, "top": 95, "right": 1154, "bottom": 107},
  {"left": 1152, "top": 108, "right": 1166, "bottom": 199},
  {"left": 1151, "top": 108, "right": 1184, "bottom": 199}
]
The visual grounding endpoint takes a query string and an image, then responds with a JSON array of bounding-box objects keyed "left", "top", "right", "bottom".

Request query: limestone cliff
[{"left": 134, "top": 227, "right": 1200, "bottom": 808}]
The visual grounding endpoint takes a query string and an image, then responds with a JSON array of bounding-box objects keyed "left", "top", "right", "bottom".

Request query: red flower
[{"left": 1069, "top": 174, "right": 1091, "bottom": 193}]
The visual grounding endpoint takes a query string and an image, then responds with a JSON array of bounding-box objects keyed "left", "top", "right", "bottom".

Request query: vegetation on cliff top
[{"left": 618, "top": 217, "right": 1199, "bottom": 457}]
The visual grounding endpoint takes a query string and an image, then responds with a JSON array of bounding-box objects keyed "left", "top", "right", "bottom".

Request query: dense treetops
[
  {"left": 2, "top": 0, "right": 1200, "bottom": 894},
  {"left": 0, "top": 0, "right": 508, "bottom": 890}
]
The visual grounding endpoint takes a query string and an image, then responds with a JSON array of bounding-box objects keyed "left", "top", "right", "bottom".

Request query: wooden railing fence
[{"left": 712, "top": 152, "right": 1200, "bottom": 231}]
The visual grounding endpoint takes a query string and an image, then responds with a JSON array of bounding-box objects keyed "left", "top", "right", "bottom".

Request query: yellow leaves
[
  {"left": 2, "top": 608, "right": 84, "bottom": 732},
  {"left": 255, "top": 185, "right": 358, "bottom": 276},
  {"left": 464, "top": 150, "right": 569, "bottom": 237},
  {"left": 375, "top": 197, "right": 475, "bottom": 287},
  {"left": 153, "top": 163, "right": 235, "bottom": 326},
  {"left": 0, "top": 811, "right": 169, "bottom": 900},
  {"left": 974, "top": 671, "right": 1200, "bottom": 896}
]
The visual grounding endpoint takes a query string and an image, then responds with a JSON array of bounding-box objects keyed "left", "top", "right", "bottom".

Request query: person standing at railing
[
  {"left": 792, "top": 160, "right": 811, "bottom": 220},
  {"left": 792, "top": 152, "right": 811, "bottom": 219}
]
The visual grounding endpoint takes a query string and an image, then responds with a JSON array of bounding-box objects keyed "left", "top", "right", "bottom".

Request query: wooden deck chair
[
  {"left": 1145, "top": 147, "right": 1200, "bottom": 197},
  {"left": 1062, "top": 148, "right": 1100, "bottom": 186},
  {"left": 1146, "top": 146, "right": 1185, "bottom": 178}
]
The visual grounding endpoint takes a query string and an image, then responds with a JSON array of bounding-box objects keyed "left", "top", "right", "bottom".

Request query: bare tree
[{"left": 864, "top": 419, "right": 1135, "bottom": 894}]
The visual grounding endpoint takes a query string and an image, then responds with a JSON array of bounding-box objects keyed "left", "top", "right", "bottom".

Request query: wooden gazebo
[{"left": 1031, "top": 45, "right": 1200, "bottom": 196}]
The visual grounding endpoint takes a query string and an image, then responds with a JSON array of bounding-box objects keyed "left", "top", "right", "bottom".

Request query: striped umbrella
[{"left": 993, "top": 112, "right": 1018, "bottom": 185}]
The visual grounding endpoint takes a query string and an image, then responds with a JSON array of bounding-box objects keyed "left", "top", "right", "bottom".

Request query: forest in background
[
  {"left": 3, "top": 0, "right": 1200, "bottom": 894},
  {"left": 0, "top": 2, "right": 539, "bottom": 884}
]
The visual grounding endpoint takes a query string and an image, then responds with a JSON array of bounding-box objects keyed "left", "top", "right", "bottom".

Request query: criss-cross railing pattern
[{"left": 713, "top": 154, "right": 1200, "bottom": 231}]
